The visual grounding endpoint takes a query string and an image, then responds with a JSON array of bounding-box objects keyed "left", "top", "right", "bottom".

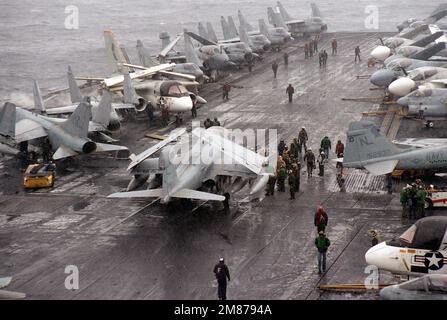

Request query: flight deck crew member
[
  {"left": 213, "top": 118, "right": 221, "bottom": 126},
  {"left": 277, "top": 139, "right": 286, "bottom": 156},
  {"left": 370, "top": 230, "right": 380, "bottom": 247},
  {"left": 400, "top": 185, "right": 410, "bottom": 218},
  {"left": 283, "top": 52, "right": 289, "bottom": 66},
  {"left": 304, "top": 43, "right": 309, "bottom": 59},
  {"left": 272, "top": 60, "right": 279, "bottom": 78},
  {"left": 314, "top": 205, "right": 328, "bottom": 233},
  {"left": 354, "top": 46, "right": 361, "bottom": 62},
  {"left": 309, "top": 41, "right": 314, "bottom": 57},
  {"left": 222, "top": 82, "right": 231, "bottom": 100},
  {"left": 320, "top": 136, "right": 331, "bottom": 158},
  {"left": 298, "top": 127, "right": 308, "bottom": 153},
  {"left": 331, "top": 38, "right": 337, "bottom": 55},
  {"left": 304, "top": 148, "right": 315, "bottom": 177},
  {"left": 214, "top": 258, "right": 231, "bottom": 300},
  {"left": 266, "top": 173, "right": 277, "bottom": 196},
  {"left": 286, "top": 84, "right": 295, "bottom": 103},
  {"left": 313, "top": 35, "right": 318, "bottom": 52},
  {"left": 191, "top": 96, "right": 197, "bottom": 118},
  {"left": 277, "top": 166, "right": 287, "bottom": 192},
  {"left": 315, "top": 231, "right": 330, "bottom": 275},
  {"left": 290, "top": 138, "right": 300, "bottom": 160},
  {"left": 317, "top": 151, "right": 326, "bottom": 176},
  {"left": 223, "top": 192, "right": 230, "bottom": 214},
  {"left": 335, "top": 140, "right": 344, "bottom": 158}
]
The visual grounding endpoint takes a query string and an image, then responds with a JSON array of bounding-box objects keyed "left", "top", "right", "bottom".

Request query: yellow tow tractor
[{"left": 23, "top": 163, "right": 56, "bottom": 189}]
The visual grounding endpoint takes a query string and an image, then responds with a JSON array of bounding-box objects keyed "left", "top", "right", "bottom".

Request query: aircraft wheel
[
  {"left": 424, "top": 198, "right": 433, "bottom": 210},
  {"left": 425, "top": 121, "right": 434, "bottom": 128}
]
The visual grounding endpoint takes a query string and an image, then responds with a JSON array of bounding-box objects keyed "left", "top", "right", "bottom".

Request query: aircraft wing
[
  {"left": 15, "top": 119, "right": 47, "bottom": 142},
  {"left": 159, "top": 34, "right": 182, "bottom": 58},
  {"left": 44, "top": 104, "right": 78, "bottom": 115},
  {"left": 127, "top": 128, "right": 186, "bottom": 170},
  {"left": 0, "top": 142, "right": 19, "bottom": 155},
  {"left": 104, "top": 63, "right": 175, "bottom": 88},
  {"left": 285, "top": 19, "right": 305, "bottom": 25},
  {"left": 185, "top": 31, "right": 217, "bottom": 46},
  {"left": 364, "top": 160, "right": 399, "bottom": 175},
  {"left": 392, "top": 138, "right": 447, "bottom": 148},
  {"left": 111, "top": 103, "right": 136, "bottom": 110},
  {"left": 108, "top": 188, "right": 162, "bottom": 199},
  {"left": 193, "top": 128, "right": 267, "bottom": 175},
  {"left": 172, "top": 188, "right": 225, "bottom": 201}
]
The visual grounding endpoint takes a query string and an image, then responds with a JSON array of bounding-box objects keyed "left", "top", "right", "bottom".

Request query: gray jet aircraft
[
  {"left": 0, "top": 102, "right": 128, "bottom": 160},
  {"left": 270, "top": 2, "right": 327, "bottom": 38},
  {"left": 342, "top": 120, "right": 447, "bottom": 175},
  {"left": 108, "top": 126, "right": 276, "bottom": 204}
]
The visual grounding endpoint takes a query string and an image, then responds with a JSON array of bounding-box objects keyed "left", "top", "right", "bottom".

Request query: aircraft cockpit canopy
[
  {"left": 389, "top": 217, "right": 447, "bottom": 250},
  {"left": 160, "top": 81, "right": 189, "bottom": 97}
]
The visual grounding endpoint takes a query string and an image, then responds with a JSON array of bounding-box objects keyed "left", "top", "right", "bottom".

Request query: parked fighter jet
[
  {"left": 396, "top": 4, "right": 447, "bottom": 32},
  {"left": 108, "top": 126, "right": 276, "bottom": 204},
  {"left": 342, "top": 120, "right": 447, "bottom": 175},
  {"left": 370, "top": 56, "right": 447, "bottom": 87},
  {"left": 136, "top": 37, "right": 206, "bottom": 83},
  {"left": 366, "top": 216, "right": 447, "bottom": 276},
  {"left": 258, "top": 18, "right": 292, "bottom": 50},
  {"left": 194, "top": 22, "right": 258, "bottom": 65},
  {"left": 389, "top": 66, "right": 447, "bottom": 96},
  {"left": 37, "top": 67, "right": 134, "bottom": 132},
  {"left": 0, "top": 102, "right": 128, "bottom": 160},
  {"left": 219, "top": 17, "right": 271, "bottom": 55},
  {"left": 380, "top": 274, "right": 447, "bottom": 300},
  {"left": 397, "top": 87, "right": 447, "bottom": 127},
  {"left": 270, "top": 2, "right": 327, "bottom": 38}
]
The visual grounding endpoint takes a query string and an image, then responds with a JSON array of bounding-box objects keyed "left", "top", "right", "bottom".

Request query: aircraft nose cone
[
  {"left": 364, "top": 243, "right": 386, "bottom": 267},
  {"left": 371, "top": 46, "right": 391, "bottom": 61},
  {"left": 170, "top": 96, "right": 193, "bottom": 113},
  {"left": 370, "top": 69, "right": 397, "bottom": 87},
  {"left": 388, "top": 78, "right": 415, "bottom": 96}
]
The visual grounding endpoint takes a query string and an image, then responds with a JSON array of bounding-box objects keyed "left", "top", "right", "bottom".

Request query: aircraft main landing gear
[{"left": 425, "top": 120, "right": 434, "bottom": 128}]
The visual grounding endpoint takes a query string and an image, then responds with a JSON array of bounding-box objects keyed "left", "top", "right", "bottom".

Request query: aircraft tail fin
[
  {"left": 108, "top": 188, "right": 162, "bottom": 199},
  {"left": 103, "top": 29, "right": 129, "bottom": 74},
  {"left": 183, "top": 30, "right": 203, "bottom": 67},
  {"left": 310, "top": 3, "right": 322, "bottom": 18},
  {"left": 123, "top": 73, "right": 138, "bottom": 105},
  {"left": 276, "top": 1, "right": 294, "bottom": 21},
  {"left": 221, "top": 16, "right": 232, "bottom": 40},
  {"left": 120, "top": 45, "right": 135, "bottom": 72},
  {"left": 344, "top": 121, "right": 400, "bottom": 174},
  {"left": 426, "top": 8, "right": 447, "bottom": 24},
  {"left": 239, "top": 24, "right": 251, "bottom": 47},
  {"left": 198, "top": 22, "right": 210, "bottom": 41},
  {"left": 159, "top": 31, "right": 171, "bottom": 50},
  {"left": 53, "top": 145, "right": 79, "bottom": 160},
  {"left": 206, "top": 22, "right": 218, "bottom": 43},
  {"left": 411, "top": 31, "right": 444, "bottom": 47},
  {"left": 227, "top": 16, "right": 239, "bottom": 38},
  {"left": 268, "top": 7, "right": 286, "bottom": 28},
  {"left": 92, "top": 91, "right": 112, "bottom": 126},
  {"left": 258, "top": 19, "right": 270, "bottom": 37},
  {"left": 172, "top": 189, "right": 225, "bottom": 201},
  {"left": 60, "top": 102, "right": 91, "bottom": 138},
  {"left": 33, "top": 80, "right": 45, "bottom": 113},
  {"left": 0, "top": 102, "right": 16, "bottom": 138},
  {"left": 238, "top": 10, "right": 254, "bottom": 32},
  {"left": 136, "top": 40, "right": 157, "bottom": 68},
  {"left": 67, "top": 66, "right": 83, "bottom": 103},
  {"left": 411, "top": 42, "right": 446, "bottom": 60}
]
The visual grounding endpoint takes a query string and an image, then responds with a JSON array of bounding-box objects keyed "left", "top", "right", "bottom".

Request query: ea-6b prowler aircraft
[
  {"left": 342, "top": 120, "right": 447, "bottom": 175},
  {"left": 0, "top": 102, "right": 128, "bottom": 160},
  {"left": 108, "top": 126, "right": 276, "bottom": 204},
  {"left": 366, "top": 216, "right": 447, "bottom": 276}
]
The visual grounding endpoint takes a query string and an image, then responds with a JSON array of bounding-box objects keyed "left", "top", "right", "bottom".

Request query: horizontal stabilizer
[
  {"left": 364, "top": 160, "right": 398, "bottom": 175},
  {"left": 108, "top": 188, "right": 162, "bottom": 199},
  {"left": 15, "top": 118, "right": 47, "bottom": 142},
  {"left": 172, "top": 188, "right": 225, "bottom": 201},
  {"left": 53, "top": 145, "right": 78, "bottom": 160}
]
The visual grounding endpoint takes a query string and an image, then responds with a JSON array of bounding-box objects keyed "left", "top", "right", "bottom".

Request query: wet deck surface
[{"left": 1, "top": 32, "right": 446, "bottom": 300}]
